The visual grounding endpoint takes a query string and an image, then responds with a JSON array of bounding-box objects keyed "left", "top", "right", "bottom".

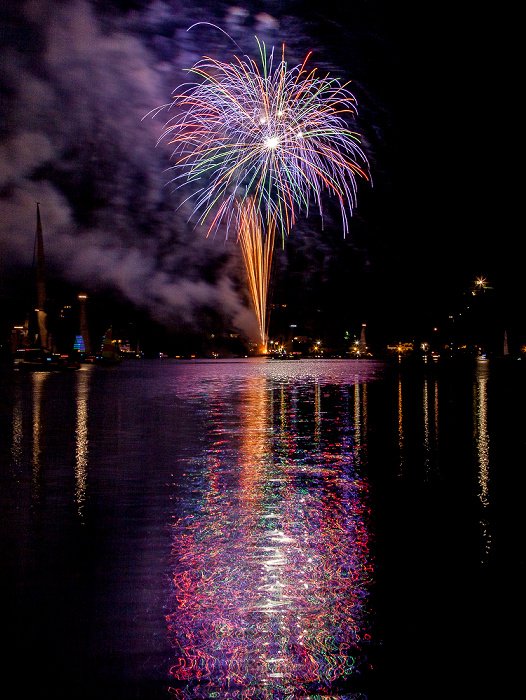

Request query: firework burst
[{"left": 152, "top": 38, "right": 370, "bottom": 239}]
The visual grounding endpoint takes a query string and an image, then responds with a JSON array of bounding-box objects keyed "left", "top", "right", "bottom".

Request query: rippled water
[
  {"left": 166, "top": 364, "right": 378, "bottom": 699},
  {"left": 1, "top": 358, "right": 522, "bottom": 699}
]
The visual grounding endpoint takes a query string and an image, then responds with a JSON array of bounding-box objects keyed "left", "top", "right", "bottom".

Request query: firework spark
[
  {"left": 152, "top": 38, "right": 370, "bottom": 239},
  {"left": 237, "top": 198, "right": 276, "bottom": 352}
]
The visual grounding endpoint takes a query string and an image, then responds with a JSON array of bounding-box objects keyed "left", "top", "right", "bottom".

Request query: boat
[
  {"left": 11, "top": 204, "right": 82, "bottom": 371},
  {"left": 14, "top": 348, "right": 80, "bottom": 371},
  {"left": 93, "top": 327, "right": 121, "bottom": 365}
]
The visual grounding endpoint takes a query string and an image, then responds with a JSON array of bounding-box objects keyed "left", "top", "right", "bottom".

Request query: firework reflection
[{"left": 167, "top": 377, "right": 372, "bottom": 698}]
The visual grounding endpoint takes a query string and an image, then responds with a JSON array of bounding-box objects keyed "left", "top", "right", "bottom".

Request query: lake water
[{"left": 1, "top": 358, "right": 523, "bottom": 699}]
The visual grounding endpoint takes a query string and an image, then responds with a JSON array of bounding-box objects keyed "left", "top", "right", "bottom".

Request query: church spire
[{"left": 35, "top": 203, "right": 49, "bottom": 349}]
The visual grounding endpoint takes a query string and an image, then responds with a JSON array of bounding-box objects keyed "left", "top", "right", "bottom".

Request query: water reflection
[
  {"left": 397, "top": 376, "right": 403, "bottom": 475},
  {"left": 10, "top": 368, "right": 93, "bottom": 514},
  {"left": 354, "top": 381, "right": 367, "bottom": 466},
  {"left": 1, "top": 357, "right": 515, "bottom": 694},
  {"left": 314, "top": 380, "right": 321, "bottom": 442},
  {"left": 422, "top": 379, "right": 439, "bottom": 479},
  {"left": 75, "top": 365, "right": 93, "bottom": 519},
  {"left": 423, "top": 379, "right": 430, "bottom": 473},
  {"left": 32, "top": 371, "right": 48, "bottom": 497},
  {"left": 434, "top": 380, "right": 439, "bottom": 458},
  {"left": 474, "top": 360, "right": 491, "bottom": 561},
  {"left": 474, "top": 362, "right": 490, "bottom": 507},
  {"left": 11, "top": 380, "right": 23, "bottom": 470},
  {"left": 396, "top": 362, "right": 491, "bottom": 558},
  {"left": 167, "top": 374, "right": 372, "bottom": 699}
]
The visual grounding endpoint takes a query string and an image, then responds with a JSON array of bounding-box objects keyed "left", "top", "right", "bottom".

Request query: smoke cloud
[{"left": 0, "top": 0, "right": 378, "bottom": 344}]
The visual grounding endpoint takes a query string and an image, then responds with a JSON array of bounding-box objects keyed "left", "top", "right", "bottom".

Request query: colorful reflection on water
[
  {"left": 166, "top": 371, "right": 373, "bottom": 699},
  {"left": 2, "top": 357, "right": 511, "bottom": 697}
]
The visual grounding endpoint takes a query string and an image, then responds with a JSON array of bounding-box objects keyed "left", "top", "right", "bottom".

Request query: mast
[{"left": 35, "top": 203, "right": 49, "bottom": 349}]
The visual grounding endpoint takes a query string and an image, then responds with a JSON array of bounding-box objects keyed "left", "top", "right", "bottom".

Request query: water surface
[{"left": 1, "top": 358, "right": 522, "bottom": 698}]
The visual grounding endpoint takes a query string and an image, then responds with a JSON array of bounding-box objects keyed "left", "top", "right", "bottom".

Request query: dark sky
[{"left": 0, "top": 0, "right": 519, "bottom": 352}]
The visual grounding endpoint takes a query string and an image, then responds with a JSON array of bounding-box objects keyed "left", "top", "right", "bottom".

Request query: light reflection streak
[
  {"left": 474, "top": 361, "right": 490, "bottom": 560},
  {"left": 353, "top": 381, "right": 361, "bottom": 455},
  {"left": 423, "top": 379, "right": 430, "bottom": 474},
  {"left": 434, "top": 379, "right": 439, "bottom": 452},
  {"left": 353, "top": 381, "right": 368, "bottom": 467},
  {"left": 32, "top": 371, "right": 48, "bottom": 498},
  {"left": 167, "top": 377, "right": 372, "bottom": 699},
  {"left": 423, "top": 379, "right": 440, "bottom": 479},
  {"left": 475, "top": 365, "right": 489, "bottom": 506},
  {"left": 314, "top": 381, "right": 321, "bottom": 443},
  {"left": 398, "top": 376, "right": 403, "bottom": 474},
  {"left": 11, "top": 381, "right": 23, "bottom": 469},
  {"left": 75, "top": 365, "right": 93, "bottom": 519}
]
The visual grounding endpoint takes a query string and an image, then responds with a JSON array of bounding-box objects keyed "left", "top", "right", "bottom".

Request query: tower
[
  {"left": 358, "top": 323, "right": 367, "bottom": 355},
  {"left": 78, "top": 294, "right": 91, "bottom": 356}
]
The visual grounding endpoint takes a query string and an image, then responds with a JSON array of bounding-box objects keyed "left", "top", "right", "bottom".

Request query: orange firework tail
[{"left": 237, "top": 199, "right": 276, "bottom": 353}]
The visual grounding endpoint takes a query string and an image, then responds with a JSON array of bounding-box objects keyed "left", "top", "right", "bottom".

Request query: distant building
[
  {"left": 10, "top": 324, "right": 29, "bottom": 353},
  {"left": 78, "top": 294, "right": 91, "bottom": 356}
]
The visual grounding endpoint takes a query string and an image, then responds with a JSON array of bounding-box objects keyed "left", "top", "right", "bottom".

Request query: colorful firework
[
  {"left": 237, "top": 198, "right": 276, "bottom": 353},
  {"left": 152, "top": 38, "right": 370, "bottom": 239}
]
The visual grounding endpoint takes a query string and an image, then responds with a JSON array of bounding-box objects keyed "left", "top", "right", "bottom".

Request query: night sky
[{"left": 0, "top": 0, "right": 519, "bottom": 354}]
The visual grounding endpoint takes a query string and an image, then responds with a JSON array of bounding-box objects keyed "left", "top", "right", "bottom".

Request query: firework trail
[
  {"left": 237, "top": 198, "right": 276, "bottom": 352},
  {"left": 152, "top": 36, "right": 370, "bottom": 240}
]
